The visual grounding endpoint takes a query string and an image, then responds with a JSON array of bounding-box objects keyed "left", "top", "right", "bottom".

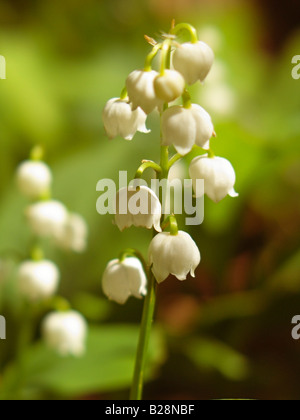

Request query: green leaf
[
  {"left": 184, "top": 337, "right": 250, "bottom": 381},
  {"left": 13, "top": 325, "right": 165, "bottom": 399}
]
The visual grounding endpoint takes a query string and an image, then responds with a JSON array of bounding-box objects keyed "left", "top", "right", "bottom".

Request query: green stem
[
  {"left": 120, "top": 87, "right": 128, "bottom": 100},
  {"left": 171, "top": 23, "right": 198, "bottom": 44},
  {"left": 160, "top": 40, "right": 172, "bottom": 76},
  {"left": 144, "top": 43, "right": 162, "bottom": 72},
  {"left": 168, "top": 153, "right": 183, "bottom": 170},
  {"left": 129, "top": 272, "right": 156, "bottom": 400},
  {"left": 130, "top": 141, "right": 170, "bottom": 400},
  {"left": 135, "top": 161, "right": 162, "bottom": 179}
]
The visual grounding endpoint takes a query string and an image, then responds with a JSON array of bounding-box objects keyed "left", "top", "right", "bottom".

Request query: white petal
[
  {"left": 149, "top": 231, "right": 200, "bottom": 283},
  {"left": 16, "top": 161, "right": 52, "bottom": 199},
  {"left": 115, "top": 186, "right": 162, "bottom": 232},
  {"left": 173, "top": 41, "right": 214, "bottom": 85},
  {"left": 42, "top": 311, "right": 87, "bottom": 357},
  {"left": 18, "top": 260, "right": 60, "bottom": 301},
  {"left": 126, "top": 70, "right": 164, "bottom": 114},
  {"left": 162, "top": 106, "right": 196, "bottom": 155}
]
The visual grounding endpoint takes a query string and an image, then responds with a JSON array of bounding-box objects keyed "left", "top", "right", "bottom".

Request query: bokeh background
[{"left": 0, "top": 0, "right": 300, "bottom": 400}]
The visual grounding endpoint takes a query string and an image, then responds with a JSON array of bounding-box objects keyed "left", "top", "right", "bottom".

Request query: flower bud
[
  {"left": 103, "top": 98, "right": 150, "bottom": 141},
  {"left": 102, "top": 257, "right": 147, "bottom": 305},
  {"left": 26, "top": 200, "right": 68, "bottom": 239},
  {"left": 162, "top": 104, "right": 214, "bottom": 155},
  {"left": 189, "top": 155, "right": 238, "bottom": 203},
  {"left": 173, "top": 41, "right": 214, "bottom": 85},
  {"left": 42, "top": 310, "right": 87, "bottom": 357},
  {"left": 115, "top": 186, "right": 162, "bottom": 232},
  {"left": 126, "top": 70, "right": 164, "bottom": 114},
  {"left": 17, "top": 260, "right": 60, "bottom": 301},
  {"left": 16, "top": 161, "right": 52, "bottom": 200},
  {"left": 154, "top": 70, "right": 185, "bottom": 103},
  {"left": 54, "top": 213, "right": 88, "bottom": 253},
  {"left": 149, "top": 231, "right": 201, "bottom": 283}
]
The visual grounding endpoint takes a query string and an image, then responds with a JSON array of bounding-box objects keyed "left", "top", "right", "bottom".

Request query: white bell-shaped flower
[
  {"left": 17, "top": 260, "right": 60, "bottom": 301},
  {"left": 103, "top": 98, "right": 150, "bottom": 141},
  {"left": 54, "top": 213, "right": 88, "bottom": 253},
  {"left": 115, "top": 186, "right": 162, "bottom": 232},
  {"left": 126, "top": 70, "right": 164, "bottom": 114},
  {"left": 42, "top": 310, "right": 87, "bottom": 357},
  {"left": 162, "top": 104, "right": 214, "bottom": 155},
  {"left": 149, "top": 231, "right": 201, "bottom": 283},
  {"left": 173, "top": 41, "right": 214, "bottom": 85},
  {"left": 154, "top": 70, "right": 185, "bottom": 103},
  {"left": 189, "top": 155, "right": 239, "bottom": 203},
  {"left": 26, "top": 200, "right": 68, "bottom": 238},
  {"left": 16, "top": 160, "right": 52, "bottom": 200},
  {"left": 102, "top": 257, "right": 147, "bottom": 305}
]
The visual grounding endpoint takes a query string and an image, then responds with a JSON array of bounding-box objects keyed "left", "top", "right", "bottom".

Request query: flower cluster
[
  {"left": 16, "top": 149, "right": 88, "bottom": 356},
  {"left": 101, "top": 22, "right": 238, "bottom": 305}
]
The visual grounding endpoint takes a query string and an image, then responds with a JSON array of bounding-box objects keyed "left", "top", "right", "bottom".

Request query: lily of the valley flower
[
  {"left": 154, "top": 70, "right": 185, "bottom": 103},
  {"left": 126, "top": 70, "right": 164, "bottom": 114},
  {"left": 115, "top": 186, "right": 162, "bottom": 232},
  {"left": 42, "top": 310, "right": 87, "bottom": 357},
  {"left": 54, "top": 213, "right": 88, "bottom": 253},
  {"left": 102, "top": 257, "right": 147, "bottom": 304},
  {"left": 189, "top": 154, "right": 238, "bottom": 203},
  {"left": 103, "top": 98, "right": 150, "bottom": 141},
  {"left": 17, "top": 260, "right": 60, "bottom": 301},
  {"left": 16, "top": 160, "right": 52, "bottom": 200},
  {"left": 149, "top": 231, "right": 201, "bottom": 283},
  {"left": 162, "top": 104, "right": 214, "bottom": 155},
  {"left": 26, "top": 200, "right": 69, "bottom": 239},
  {"left": 173, "top": 41, "right": 214, "bottom": 85}
]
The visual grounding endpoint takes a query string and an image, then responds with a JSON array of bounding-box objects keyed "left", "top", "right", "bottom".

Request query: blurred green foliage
[{"left": 0, "top": 0, "right": 300, "bottom": 400}]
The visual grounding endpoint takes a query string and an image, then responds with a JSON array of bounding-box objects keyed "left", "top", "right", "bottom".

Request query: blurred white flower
[
  {"left": 173, "top": 41, "right": 214, "bottom": 85},
  {"left": 126, "top": 70, "right": 164, "bottom": 114},
  {"left": 103, "top": 98, "right": 150, "bottom": 141},
  {"left": 189, "top": 155, "right": 238, "bottom": 203},
  {"left": 102, "top": 257, "right": 147, "bottom": 304},
  {"left": 201, "top": 84, "right": 236, "bottom": 117},
  {"left": 162, "top": 104, "right": 214, "bottom": 155},
  {"left": 199, "top": 60, "right": 236, "bottom": 117},
  {"left": 42, "top": 310, "right": 87, "bottom": 357},
  {"left": 198, "top": 26, "right": 223, "bottom": 52},
  {"left": 16, "top": 161, "right": 52, "bottom": 200},
  {"left": 149, "top": 231, "right": 201, "bottom": 283},
  {"left": 17, "top": 260, "right": 60, "bottom": 301},
  {"left": 115, "top": 186, "right": 162, "bottom": 232},
  {"left": 26, "top": 200, "right": 68, "bottom": 239},
  {"left": 154, "top": 70, "right": 185, "bottom": 103},
  {"left": 55, "top": 213, "right": 88, "bottom": 253}
]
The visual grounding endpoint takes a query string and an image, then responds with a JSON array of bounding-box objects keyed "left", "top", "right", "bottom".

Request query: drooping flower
[
  {"left": 16, "top": 160, "right": 52, "bottom": 200},
  {"left": 26, "top": 200, "right": 68, "bottom": 239},
  {"left": 162, "top": 104, "right": 214, "bottom": 155},
  {"left": 189, "top": 155, "right": 238, "bottom": 203},
  {"left": 54, "top": 213, "right": 88, "bottom": 253},
  {"left": 17, "top": 260, "right": 60, "bottom": 301},
  {"left": 42, "top": 310, "right": 87, "bottom": 357},
  {"left": 102, "top": 257, "right": 147, "bottom": 304},
  {"left": 173, "top": 41, "right": 214, "bottom": 85},
  {"left": 154, "top": 70, "right": 185, "bottom": 103},
  {"left": 115, "top": 186, "right": 162, "bottom": 232},
  {"left": 149, "top": 231, "right": 201, "bottom": 283},
  {"left": 126, "top": 70, "right": 164, "bottom": 114},
  {"left": 103, "top": 98, "right": 150, "bottom": 141}
]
